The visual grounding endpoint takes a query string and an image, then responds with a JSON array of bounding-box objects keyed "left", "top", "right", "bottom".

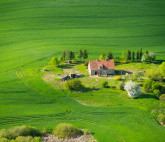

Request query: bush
[
  {"left": 92, "top": 85, "right": 99, "bottom": 90},
  {"left": 65, "top": 79, "right": 83, "bottom": 91},
  {"left": 157, "top": 114, "right": 165, "bottom": 124},
  {"left": 53, "top": 123, "right": 82, "bottom": 139},
  {"left": 143, "top": 80, "right": 155, "bottom": 93},
  {"left": 71, "top": 60, "right": 77, "bottom": 64},
  {"left": 160, "top": 86, "right": 165, "bottom": 94},
  {"left": 114, "top": 76, "right": 121, "bottom": 81},
  {"left": 141, "top": 52, "right": 156, "bottom": 62},
  {"left": 160, "top": 62, "right": 165, "bottom": 76},
  {"left": 15, "top": 136, "right": 41, "bottom": 142},
  {"left": 148, "top": 70, "right": 163, "bottom": 81},
  {"left": 118, "top": 82, "right": 125, "bottom": 90},
  {"left": 124, "top": 81, "right": 142, "bottom": 98},
  {"left": 159, "top": 94, "right": 165, "bottom": 102},
  {"left": 0, "top": 126, "right": 40, "bottom": 140},
  {"left": 82, "top": 129, "right": 91, "bottom": 135},
  {"left": 153, "top": 89, "right": 161, "bottom": 98},
  {"left": 0, "top": 138, "right": 9, "bottom": 142},
  {"left": 101, "top": 81, "right": 108, "bottom": 88},
  {"left": 143, "top": 80, "right": 164, "bottom": 96},
  {"left": 120, "top": 60, "right": 126, "bottom": 64},
  {"left": 152, "top": 82, "right": 162, "bottom": 91}
]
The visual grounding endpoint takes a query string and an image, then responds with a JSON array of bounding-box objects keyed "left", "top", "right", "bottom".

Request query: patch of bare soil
[
  {"left": 42, "top": 74, "right": 64, "bottom": 89},
  {"left": 43, "top": 73, "right": 55, "bottom": 83},
  {"left": 42, "top": 134, "right": 97, "bottom": 142}
]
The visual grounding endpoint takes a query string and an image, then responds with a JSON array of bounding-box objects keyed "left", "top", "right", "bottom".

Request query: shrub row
[{"left": 0, "top": 125, "right": 41, "bottom": 142}]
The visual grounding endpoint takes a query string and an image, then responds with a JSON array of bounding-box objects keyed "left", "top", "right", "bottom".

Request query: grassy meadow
[{"left": 0, "top": 0, "right": 165, "bottom": 141}]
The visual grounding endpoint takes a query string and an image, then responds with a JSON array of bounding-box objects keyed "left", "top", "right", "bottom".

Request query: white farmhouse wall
[{"left": 90, "top": 69, "right": 115, "bottom": 75}]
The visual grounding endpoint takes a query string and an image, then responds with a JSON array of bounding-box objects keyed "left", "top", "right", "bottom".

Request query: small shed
[{"left": 59, "top": 74, "right": 69, "bottom": 81}]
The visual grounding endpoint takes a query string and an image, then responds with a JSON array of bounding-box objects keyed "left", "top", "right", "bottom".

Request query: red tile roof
[
  {"left": 89, "top": 59, "right": 115, "bottom": 70},
  {"left": 59, "top": 74, "right": 67, "bottom": 78}
]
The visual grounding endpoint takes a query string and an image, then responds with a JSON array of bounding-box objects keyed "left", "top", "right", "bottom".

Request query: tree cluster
[
  {"left": 99, "top": 51, "right": 113, "bottom": 60},
  {"left": 125, "top": 48, "right": 143, "bottom": 62},
  {"left": 63, "top": 51, "right": 75, "bottom": 61},
  {"left": 50, "top": 56, "right": 63, "bottom": 66},
  {"left": 78, "top": 49, "right": 88, "bottom": 60},
  {"left": 143, "top": 62, "right": 165, "bottom": 99}
]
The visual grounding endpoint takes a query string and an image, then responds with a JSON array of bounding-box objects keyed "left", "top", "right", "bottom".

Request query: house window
[{"left": 99, "top": 66, "right": 103, "bottom": 69}]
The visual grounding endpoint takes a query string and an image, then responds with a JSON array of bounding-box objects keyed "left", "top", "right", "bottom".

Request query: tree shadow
[
  {"left": 136, "top": 94, "right": 157, "bottom": 99},
  {"left": 115, "top": 70, "right": 133, "bottom": 75},
  {"left": 59, "top": 64, "right": 74, "bottom": 69},
  {"left": 154, "top": 60, "right": 165, "bottom": 65}
]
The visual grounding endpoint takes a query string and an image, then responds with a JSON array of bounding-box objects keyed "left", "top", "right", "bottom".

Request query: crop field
[{"left": 0, "top": 0, "right": 165, "bottom": 141}]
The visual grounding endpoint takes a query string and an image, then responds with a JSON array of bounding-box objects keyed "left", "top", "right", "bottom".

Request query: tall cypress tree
[
  {"left": 69, "top": 51, "right": 75, "bottom": 60},
  {"left": 136, "top": 50, "right": 140, "bottom": 61},
  {"left": 78, "top": 49, "right": 83, "bottom": 60},
  {"left": 129, "top": 50, "right": 132, "bottom": 61},
  {"left": 127, "top": 49, "right": 131, "bottom": 61},
  {"left": 108, "top": 51, "right": 113, "bottom": 59},
  {"left": 132, "top": 51, "right": 135, "bottom": 62},
  {"left": 62, "top": 51, "right": 66, "bottom": 61},
  {"left": 68, "top": 51, "right": 72, "bottom": 60},
  {"left": 127, "top": 50, "right": 129, "bottom": 61},
  {"left": 70, "top": 51, "right": 75, "bottom": 60},
  {"left": 146, "top": 50, "right": 149, "bottom": 54},
  {"left": 83, "top": 49, "right": 88, "bottom": 59},
  {"left": 140, "top": 48, "right": 143, "bottom": 60}
]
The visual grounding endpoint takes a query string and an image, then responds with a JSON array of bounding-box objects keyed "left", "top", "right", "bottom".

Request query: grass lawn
[{"left": 115, "top": 62, "right": 160, "bottom": 72}]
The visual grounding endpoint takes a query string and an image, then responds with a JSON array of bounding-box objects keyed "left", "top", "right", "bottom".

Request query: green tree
[
  {"left": 58, "top": 56, "right": 63, "bottom": 64},
  {"left": 132, "top": 51, "right": 135, "bottom": 62},
  {"left": 146, "top": 50, "right": 149, "bottom": 54},
  {"left": 51, "top": 56, "right": 59, "bottom": 66},
  {"left": 62, "top": 51, "right": 66, "bottom": 61},
  {"left": 83, "top": 49, "right": 88, "bottom": 59},
  {"left": 71, "top": 51, "right": 75, "bottom": 59},
  {"left": 160, "top": 62, "right": 165, "bottom": 76},
  {"left": 102, "top": 52, "right": 105, "bottom": 58},
  {"left": 141, "top": 52, "right": 156, "bottom": 62},
  {"left": 69, "top": 51, "right": 75, "bottom": 60},
  {"left": 140, "top": 48, "right": 143, "bottom": 60},
  {"left": 127, "top": 49, "right": 131, "bottom": 61},
  {"left": 78, "top": 49, "right": 83, "bottom": 60},
  {"left": 99, "top": 54, "right": 105, "bottom": 60},
  {"left": 121, "top": 52, "right": 125, "bottom": 60},
  {"left": 136, "top": 50, "right": 140, "bottom": 61},
  {"left": 107, "top": 51, "right": 113, "bottom": 59}
]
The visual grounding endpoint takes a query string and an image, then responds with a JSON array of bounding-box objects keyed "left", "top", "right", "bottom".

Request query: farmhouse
[{"left": 88, "top": 59, "right": 115, "bottom": 75}]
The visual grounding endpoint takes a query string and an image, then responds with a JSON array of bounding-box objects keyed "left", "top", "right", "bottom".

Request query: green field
[{"left": 0, "top": 0, "right": 165, "bottom": 141}]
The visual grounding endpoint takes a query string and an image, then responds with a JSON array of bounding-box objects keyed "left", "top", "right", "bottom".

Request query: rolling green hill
[{"left": 0, "top": 0, "right": 165, "bottom": 141}]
